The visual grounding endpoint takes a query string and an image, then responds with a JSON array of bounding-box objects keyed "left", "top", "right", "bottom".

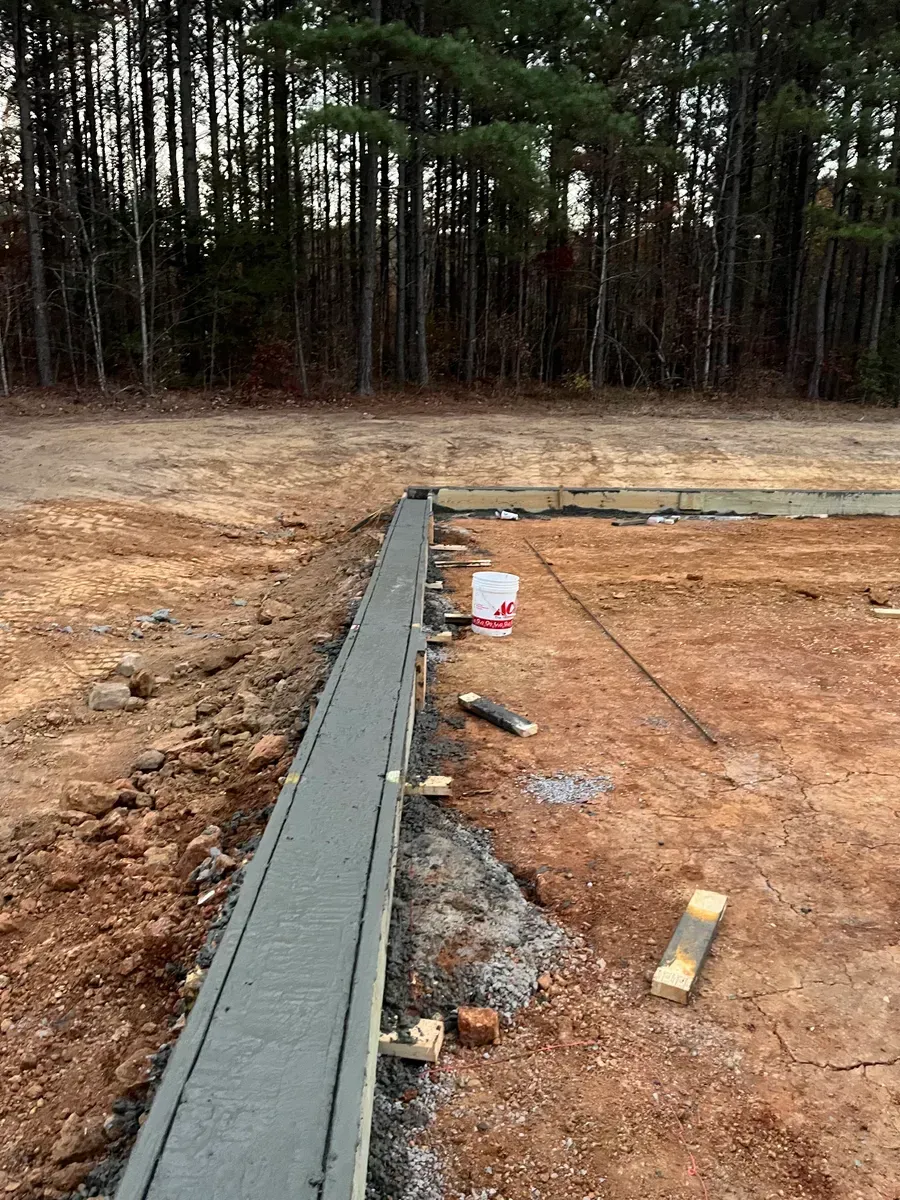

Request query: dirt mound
[{"left": 0, "top": 500, "right": 379, "bottom": 1197}]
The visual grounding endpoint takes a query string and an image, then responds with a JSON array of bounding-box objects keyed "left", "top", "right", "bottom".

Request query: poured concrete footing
[
  {"left": 408, "top": 484, "right": 900, "bottom": 517},
  {"left": 115, "top": 497, "right": 430, "bottom": 1200}
]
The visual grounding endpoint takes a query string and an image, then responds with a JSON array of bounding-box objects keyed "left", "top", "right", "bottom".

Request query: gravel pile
[{"left": 520, "top": 771, "right": 614, "bottom": 805}]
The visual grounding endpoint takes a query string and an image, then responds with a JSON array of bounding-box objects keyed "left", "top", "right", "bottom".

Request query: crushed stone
[
  {"left": 520, "top": 771, "right": 614, "bottom": 805},
  {"left": 369, "top": 693, "right": 565, "bottom": 1200}
]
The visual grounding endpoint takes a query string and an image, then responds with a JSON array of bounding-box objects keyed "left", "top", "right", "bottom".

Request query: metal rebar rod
[{"left": 525, "top": 540, "right": 718, "bottom": 745}]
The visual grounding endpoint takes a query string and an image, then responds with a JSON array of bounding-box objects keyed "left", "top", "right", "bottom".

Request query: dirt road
[{"left": 1, "top": 406, "right": 898, "bottom": 526}]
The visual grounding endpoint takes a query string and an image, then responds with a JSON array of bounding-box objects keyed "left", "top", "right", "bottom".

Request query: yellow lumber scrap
[
  {"left": 651, "top": 889, "right": 727, "bottom": 1004},
  {"left": 378, "top": 1018, "right": 444, "bottom": 1063}
]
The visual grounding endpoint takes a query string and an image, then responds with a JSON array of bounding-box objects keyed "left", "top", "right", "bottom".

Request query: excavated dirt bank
[{"left": 0, "top": 499, "right": 377, "bottom": 1197}]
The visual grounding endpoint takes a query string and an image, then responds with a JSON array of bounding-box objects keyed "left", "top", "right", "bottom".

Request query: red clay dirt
[
  {"left": 0, "top": 498, "right": 376, "bottom": 1196},
  {"left": 0, "top": 400, "right": 898, "bottom": 1197},
  {"left": 426, "top": 515, "right": 900, "bottom": 1200}
]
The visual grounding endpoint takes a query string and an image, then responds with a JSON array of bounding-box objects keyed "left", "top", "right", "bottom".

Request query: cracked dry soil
[{"left": 422, "top": 515, "right": 900, "bottom": 1200}]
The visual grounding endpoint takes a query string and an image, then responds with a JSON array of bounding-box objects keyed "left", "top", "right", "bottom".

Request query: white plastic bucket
[{"left": 471, "top": 571, "right": 520, "bottom": 637}]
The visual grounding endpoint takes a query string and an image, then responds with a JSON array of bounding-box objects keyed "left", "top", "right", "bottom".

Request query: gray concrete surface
[{"left": 115, "top": 498, "right": 430, "bottom": 1200}]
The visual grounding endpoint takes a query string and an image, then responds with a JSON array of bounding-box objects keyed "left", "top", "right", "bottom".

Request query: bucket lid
[{"left": 472, "top": 571, "right": 519, "bottom": 587}]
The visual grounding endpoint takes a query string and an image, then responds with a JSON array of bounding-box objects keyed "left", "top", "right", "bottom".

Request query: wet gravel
[{"left": 520, "top": 770, "right": 615, "bottom": 805}]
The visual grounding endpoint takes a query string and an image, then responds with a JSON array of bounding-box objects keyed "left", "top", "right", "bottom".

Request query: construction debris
[
  {"left": 871, "top": 607, "right": 900, "bottom": 617},
  {"left": 431, "top": 543, "right": 468, "bottom": 551},
  {"left": 404, "top": 775, "right": 452, "bottom": 797},
  {"left": 651, "top": 889, "right": 727, "bottom": 1004},
  {"left": 427, "top": 631, "right": 452, "bottom": 644},
  {"left": 459, "top": 692, "right": 537, "bottom": 737},
  {"left": 424, "top": 581, "right": 443, "bottom": 591},
  {"left": 378, "top": 1018, "right": 445, "bottom": 1064}
]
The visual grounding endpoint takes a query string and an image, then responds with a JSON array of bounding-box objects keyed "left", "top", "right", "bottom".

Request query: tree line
[{"left": 2, "top": 0, "right": 900, "bottom": 401}]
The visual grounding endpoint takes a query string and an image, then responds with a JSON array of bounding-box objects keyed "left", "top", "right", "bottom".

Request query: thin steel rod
[{"left": 525, "top": 540, "right": 718, "bottom": 745}]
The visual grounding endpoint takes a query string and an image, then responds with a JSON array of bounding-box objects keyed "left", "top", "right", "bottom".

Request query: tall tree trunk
[
  {"left": 178, "top": 0, "right": 201, "bottom": 223},
  {"left": 355, "top": 0, "right": 382, "bottom": 395},
  {"left": 411, "top": 4, "right": 428, "bottom": 385},
  {"left": 205, "top": 0, "right": 223, "bottom": 230},
  {"left": 718, "top": 63, "right": 750, "bottom": 381},
  {"left": 395, "top": 83, "right": 407, "bottom": 385},
  {"left": 14, "top": 0, "right": 53, "bottom": 386},
  {"left": 464, "top": 168, "right": 477, "bottom": 382}
]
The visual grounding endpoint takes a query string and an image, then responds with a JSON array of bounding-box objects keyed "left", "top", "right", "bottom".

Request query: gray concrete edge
[
  {"left": 407, "top": 484, "right": 900, "bottom": 516},
  {"left": 115, "top": 495, "right": 431, "bottom": 1200}
]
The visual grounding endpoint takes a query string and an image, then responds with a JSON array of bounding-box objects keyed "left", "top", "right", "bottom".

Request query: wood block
[
  {"left": 424, "top": 581, "right": 443, "bottom": 591},
  {"left": 415, "top": 649, "right": 426, "bottom": 711},
  {"left": 436, "top": 559, "right": 492, "bottom": 568},
  {"left": 379, "top": 1018, "right": 444, "bottom": 1063},
  {"left": 458, "top": 692, "right": 537, "bottom": 737},
  {"left": 405, "top": 775, "right": 452, "bottom": 797},
  {"left": 871, "top": 607, "right": 900, "bottom": 617},
  {"left": 651, "top": 889, "right": 727, "bottom": 1004},
  {"left": 431, "top": 544, "right": 468, "bottom": 551},
  {"left": 427, "top": 631, "right": 452, "bottom": 644},
  {"left": 445, "top": 612, "right": 472, "bottom": 626}
]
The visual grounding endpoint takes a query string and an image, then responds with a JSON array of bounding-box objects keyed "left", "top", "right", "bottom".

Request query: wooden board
[
  {"left": 458, "top": 692, "right": 537, "bottom": 737},
  {"left": 405, "top": 775, "right": 452, "bottom": 797},
  {"left": 651, "top": 889, "right": 727, "bottom": 1004},
  {"left": 378, "top": 1018, "right": 444, "bottom": 1064},
  {"left": 871, "top": 607, "right": 900, "bottom": 617},
  {"left": 444, "top": 611, "right": 472, "bottom": 625}
]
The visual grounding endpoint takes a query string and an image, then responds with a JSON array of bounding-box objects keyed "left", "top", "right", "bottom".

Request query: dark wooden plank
[
  {"left": 116, "top": 498, "right": 429, "bottom": 1200},
  {"left": 458, "top": 692, "right": 538, "bottom": 737}
]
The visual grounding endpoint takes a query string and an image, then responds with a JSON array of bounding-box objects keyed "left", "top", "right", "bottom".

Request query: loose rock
[
  {"left": 176, "top": 825, "right": 224, "bottom": 880},
  {"left": 48, "top": 870, "right": 83, "bottom": 892},
  {"left": 0, "top": 914, "right": 21, "bottom": 937},
  {"left": 133, "top": 749, "right": 166, "bottom": 773},
  {"left": 457, "top": 1006, "right": 500, "bottom": 1047},
  {"left": 62, "top": 781, "right": 119, "bottom": 818},
  {"left": 87, "top": 681, "right": 132, "bottom": 712},
  {"left": 129, "top": 668, "right": 156, "bottom": 699},
  {"left": 200, "top": 641, "right": 253, "bottom": 675},
  {"left": 257, "top": 599, "right": 294, "bottom": 625},
  {"left": 115, "top": 652, "right": 145, "bottom": 678},
  {"left": 247, "top": 732, "right": 288, "bottom": 770},
  {"left": 114, "top": 1048, "right": 153, "bottom": 1090},
  {"left": 50, "top": 1113, "right": 106, "bottom": 1166}
]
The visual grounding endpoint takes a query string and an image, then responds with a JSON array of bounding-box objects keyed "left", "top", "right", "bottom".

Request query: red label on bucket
[
  {"left": 472, "top": 615, "right": 515, "bottom": 630},
  {"left": 493, "top": 600, "right": 517, "bottom": 617}
]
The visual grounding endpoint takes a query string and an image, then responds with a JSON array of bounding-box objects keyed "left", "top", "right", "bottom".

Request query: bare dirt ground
[
  {"left": 427, "top": 515, "right": 900, "bottom": 1200},
  {"left": 0, "top": 396, "right": 898, "bottom": 1197}
]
